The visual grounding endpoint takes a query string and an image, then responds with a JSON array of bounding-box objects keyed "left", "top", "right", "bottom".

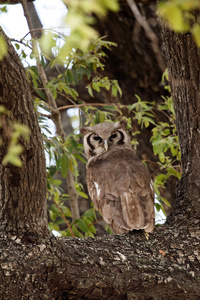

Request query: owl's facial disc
[
  {"left": 93, "top": 135, "right": 108, "bottom": 151},
  {"left": 93, "top": 135, "right": 102, "bottom": 142}
]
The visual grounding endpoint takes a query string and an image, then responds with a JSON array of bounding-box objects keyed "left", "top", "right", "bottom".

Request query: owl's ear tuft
[{"left": 80, "top": 127, "right": 91, "bottom": 136}]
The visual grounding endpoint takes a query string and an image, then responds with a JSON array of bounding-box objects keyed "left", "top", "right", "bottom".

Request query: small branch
[
  {"left": 9, "top": 38, "right": 33, "bottom": 50},
  {"left": 57, "top": 91, "right": 77, "bottom": 105},
  {"left": 57, "top": 102, "right": 125, "bottom": 111},
  {"left": 21, "top": 28, "right": 43, "bottom": 40},
  {"left": 126, "top": 0, "right": 166, "bottom": 72},
  {"left": 87, "top": 218, "right": 103, "bottom": 227}
]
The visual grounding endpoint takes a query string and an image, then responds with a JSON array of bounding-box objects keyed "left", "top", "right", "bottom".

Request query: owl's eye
[
  {"left": 110, "top": 133, "right": 117, "bottom": 139},
  {"left": 93, "top": 135, "right": 101, "bottom": 141}
]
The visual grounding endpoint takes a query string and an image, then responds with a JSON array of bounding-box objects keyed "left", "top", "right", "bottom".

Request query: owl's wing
[{"left": 87, "top": 147, "right": 155, "bottom": 234}]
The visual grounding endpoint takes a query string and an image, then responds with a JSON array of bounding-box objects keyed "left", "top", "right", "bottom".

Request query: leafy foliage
[
  {"left": 0, "top": 34, "right": 7, "bottom": 60},
  {"left": 158, "top": 0, "right": 200, "bottom": 46}
]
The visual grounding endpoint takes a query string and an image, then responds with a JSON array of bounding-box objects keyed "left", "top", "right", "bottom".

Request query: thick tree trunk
[
  {"left": 0, "top": 29, "right": 47, "bottom": 239},
  {"left": 161, "top": 22, "right": 200, "bottom": 224},
  {"left": 0, "top": 10, "right": 200, "bottom": 300}
]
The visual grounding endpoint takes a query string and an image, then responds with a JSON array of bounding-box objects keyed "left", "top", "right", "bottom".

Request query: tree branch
[
  {"left": 57, "top": 102, "right": 125, "bottom": 111},
  {"left": 1, "top": 224, "right": 200, "bottom": 299}
]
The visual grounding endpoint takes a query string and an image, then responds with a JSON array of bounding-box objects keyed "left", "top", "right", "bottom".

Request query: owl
[{"left": 80, "top": 121, "right": 155, "bottom": 234}]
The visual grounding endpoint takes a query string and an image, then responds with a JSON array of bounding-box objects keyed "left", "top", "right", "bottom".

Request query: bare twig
[
  {"left": 87, "top": 218, "right": 103, "bottom": 227},
  {"left": 21, "top": 0, "right": 80, "bottom": 222},
  {"left": 9, "top": 38, "right": 33, "bottom": 50},
  {"left": 126, "top": 0, "right": 166, "bottom": 72}
]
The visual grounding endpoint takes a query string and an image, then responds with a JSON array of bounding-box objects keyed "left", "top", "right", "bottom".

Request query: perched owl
[{"left": 80, "top": 121, "right": 155, "bottom": 234}]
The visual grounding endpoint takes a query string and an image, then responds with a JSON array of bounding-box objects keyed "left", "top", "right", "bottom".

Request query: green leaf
[
  {"left": 60, "top": 205, "right": 72, "bottom": 217},
  {"left": 155, "top": 203, "right": 162, "bottom": 212},
  {"left": 36, "top": 89, "right": 46, "bottom": 100},
  {"left": 153, "top": 184, "right": 160, "bottom": 197},
  {"left": 49, "top": 210, "right": 57, "bottom": 222},
  {"left": 88, "top": 85, "right": 94, "bottom": 97},
  {"left": 66, "top": 69, "right": 74, "bottom": 83},
  {"left": 92, "top": 81, "right": 100, "bottom": 92},
  {"left": 15, "top": 43, "right": 20, "bottom": 50},
  {"left": 0, "top": 105, "right": 7, "bottom": 113},
  {"left": 84, "top": 208, "right": 96, "bottom": 219},
  {"left": 156, "top": 174, "right": 166, "bottom": 183},
  {"left": 0, "top": 34, "right": 7, "bottom": 60},
  {"left": 48, "top": 222, "right": 60, "bottom": 232},
  {"left": 95, "top": 111, "right": 100, "bottom": 123},
  {"left": 77, "top": 219, "right": 89, "bottom": 233},
  {"left": 111, "top": 85, "right": 118, "bottom": 97},
  {"left": 72, "top": 225, "right": 84, "bottom": 238},
  {"left": 99, "top": 111, "right": 105, "bottom": 123},
  {"left": 105, "top": 225, "right": 113, "bottom": 234},
  {"left": 85, "top": 231, "right": 94, "bottom": 237},
  {"left": 51, "top": 179, "right": 62, "bottom": 186},
  {"left": 166, "top": 167, "right": 181, "bottom": 179},
  {"left": 159, "top": 152, "right": 165, "bottom": 163},
  {"left": 73, "top": 154, "right": 87, "bottom": 163},
  {"left": 83, "top": 217, "right": 96, "bottom": 233},
  {"left": 60, "top": 154, "right": 69, "bottom": 178},
  {"left": 159, "top": 3, "right": 189, "bottom": 32},
  {"left": 103, "top": 105, "right": 117, "bottom": 111},
  {"left": 77, "top": 191, "right": 88, "bottom": 199},
  {"left": 192, "top": 23, "right": 200, "bottom": 47},
  {"left": 161, "top": 197, "right": 171, "bottom": 208},
  {"left": 2, "top": 144, "right": 23, "bottom": 167},
  {"left": 40, "top": 31, "right": 56, "bottom": 55},
  {"left": 50, "top": 204, "right": 60, "bottom": 214},
  {"left": 0, "top": 6, "right": 7, "bottom": 12}
]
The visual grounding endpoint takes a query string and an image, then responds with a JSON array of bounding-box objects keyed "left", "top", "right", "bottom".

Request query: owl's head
[{"left": 80, "top": 121, "right": 131, "bottom": 158}]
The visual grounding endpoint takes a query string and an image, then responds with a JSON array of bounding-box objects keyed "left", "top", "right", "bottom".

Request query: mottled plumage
[{"left": 80, "top": 121, "right": 155, "bottom": 234}]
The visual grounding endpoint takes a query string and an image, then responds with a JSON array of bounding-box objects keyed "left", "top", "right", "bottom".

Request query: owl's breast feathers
[{"left": 86, "top": 146, "right": 155, "bottom": 234}]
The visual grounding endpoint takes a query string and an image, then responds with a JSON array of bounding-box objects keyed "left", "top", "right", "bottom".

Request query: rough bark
[
  {"left": 0, "top": 8, "right": 200, "bottom": 300},
  {"left": 0, "top": 29, "right": 47, "bottom": 239},
  {"left": 161, "top": 21, "right": 200, "bottom": 223},
  {"left": 0, "top": 223, "right": 200, "bottom": 300}
]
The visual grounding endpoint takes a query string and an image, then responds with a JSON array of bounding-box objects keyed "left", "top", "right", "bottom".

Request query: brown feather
[{"left": 87, "top": 145, "right": 155, "bottom": 234}]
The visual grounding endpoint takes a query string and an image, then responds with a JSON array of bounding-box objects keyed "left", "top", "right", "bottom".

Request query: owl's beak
[{"left": 103, "top": 139, "right": 108, "bottom": 151}]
